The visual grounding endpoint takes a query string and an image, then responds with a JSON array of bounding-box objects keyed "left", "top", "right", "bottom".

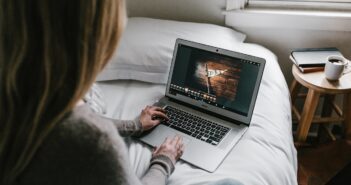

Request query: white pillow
[
  {"left": 84, "top": 83, "right": 107, "bottom": 115},
  {"left": 96, "top": 17, "right": 246, "bottom": 84}
]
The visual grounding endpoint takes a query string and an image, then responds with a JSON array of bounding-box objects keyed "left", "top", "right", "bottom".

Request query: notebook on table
[{"left": 291, "top": 47, "right": 343, "bottom": 67}]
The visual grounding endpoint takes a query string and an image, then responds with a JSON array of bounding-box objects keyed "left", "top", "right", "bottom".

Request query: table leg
[
  {"left": 290, "top": 79, "right": 301, "bottom": 106},
  {"left": 318, "top": 95, "right": 336, "bottom": 142},
  {"left": 344, "top": 93, "right": 351, "bottom": 141},
  {"left": 321, "top": 95, "right": 335, "bottom": 116},
  {"left": 296, "top": 89, "right": 320, "bottom": 143}
]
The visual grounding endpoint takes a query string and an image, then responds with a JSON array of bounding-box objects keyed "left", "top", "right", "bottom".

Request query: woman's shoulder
[
  {"left": 19, "top": 104, "right": 130, "bottom": 185},
  {"left": 52, "top": 104, "right": 128, "bottom": 157},
  {"left": 60, "top": 104, "right": 114, "bottom": 135}
]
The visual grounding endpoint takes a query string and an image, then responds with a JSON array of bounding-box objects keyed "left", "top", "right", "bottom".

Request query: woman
[{"left": 0, "top": 0, "right": 184, "bottom": 185}]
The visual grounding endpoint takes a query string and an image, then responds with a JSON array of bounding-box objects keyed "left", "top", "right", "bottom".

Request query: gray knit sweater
[{"left": 19, "top": 104, "right": 174, "bottom": 185}]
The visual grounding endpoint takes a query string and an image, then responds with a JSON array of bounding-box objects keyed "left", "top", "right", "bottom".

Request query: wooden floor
[{"left": 297, "top": 140, "right": 351, "bottom": 185}]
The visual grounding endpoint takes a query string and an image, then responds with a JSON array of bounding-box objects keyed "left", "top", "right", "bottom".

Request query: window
[
  {"left": 225, "top": 0, "right": 351, "bottom": 31},
  {"left": 247, "top": 0, "right": 351, "bottom": 10},
  {"left": 227, "top": 0, "right": 351, "bottom": 10}
]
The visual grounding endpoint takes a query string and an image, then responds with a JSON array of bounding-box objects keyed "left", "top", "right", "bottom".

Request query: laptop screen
[{"left": 166, "top": 39, "right": 265, "bottom": 124}]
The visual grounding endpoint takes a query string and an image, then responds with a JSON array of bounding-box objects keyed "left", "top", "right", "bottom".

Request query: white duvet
[{"left": 98, "top": 43, "right": 297, "bottom": 185}]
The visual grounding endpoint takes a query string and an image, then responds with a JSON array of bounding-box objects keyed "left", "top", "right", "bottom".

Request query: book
[
  {"left": 289, "top": 55, "right": 324, "bottom": 73},
  {"left": 297, "top": 66, "right": 324, "bottom": 73},
  {"left": 290, "top": 47, "right": 343, "bottom": 67}
]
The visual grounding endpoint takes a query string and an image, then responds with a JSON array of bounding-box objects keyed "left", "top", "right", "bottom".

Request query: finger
[
  {"left": 175, "top": 135, "right": 183, "bottom": 147},
  {"left": 144, "top": 106, "right": 149, "bottom": 111},
  {"left": 176, "top": 145, "right": 184, "bottom": 159},
  {"left": 150, "top": 120, "right": 161, "bottom": 126},
  {"left": 178, "top": 143, "right": 184, "bottom": 152},
  {"left": 180, "top": 145, "right": 185, "bottom": 155},
  {"left": 153, "top": 146, "right": 160, "bottom": 154},
  {"left": 170, "top": 135, "right": 180, "bottom": 145},
  {"left": 151, "top": 111, "right": 169, "bottom": 120},
  {"left": 152, "top": 106, "right": 167, "bottom": 113},
  {"left": 163, "top": 137, "right": 171, "bottom": 144}
]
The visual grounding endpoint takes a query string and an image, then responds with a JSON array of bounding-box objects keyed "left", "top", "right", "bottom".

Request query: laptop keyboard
[{"left": 161, "top": 106, "right": 230, "bottom": 146}]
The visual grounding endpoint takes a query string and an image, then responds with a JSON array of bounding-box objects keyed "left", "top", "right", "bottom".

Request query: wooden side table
[{"left": 290, "top": 65, "right": 351, "bottom": 144}]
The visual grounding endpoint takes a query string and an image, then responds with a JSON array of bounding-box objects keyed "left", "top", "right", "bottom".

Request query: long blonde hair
[{"left": 0, "top": 0, "right": 126, "bottom": 184}]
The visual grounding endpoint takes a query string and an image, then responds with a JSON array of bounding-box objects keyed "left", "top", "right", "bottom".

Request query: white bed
[{"left": 96, "top": 18, "right": 297, "bottom": 185}]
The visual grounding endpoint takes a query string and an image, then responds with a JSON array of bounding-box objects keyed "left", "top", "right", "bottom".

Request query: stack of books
[{"left": 290, "top": 47, "right": 343, "bottom": 73}]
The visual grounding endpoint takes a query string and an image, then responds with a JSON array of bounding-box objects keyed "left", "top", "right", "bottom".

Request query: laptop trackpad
[
  {"left": 141, "top": 125, "right": 191, "bottom": 147},
  {"left": 162, "top": 132, "right": 191, "bottom": 146}
]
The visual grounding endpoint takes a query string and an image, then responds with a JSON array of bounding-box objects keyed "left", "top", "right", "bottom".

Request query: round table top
[{"left": 292, "top": 65, "right": 351, "bottom": 94}]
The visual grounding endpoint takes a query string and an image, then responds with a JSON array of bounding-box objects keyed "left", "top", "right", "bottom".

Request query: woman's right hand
[{"left": 152, "top": 135, "right": 184, "bottom": 165}]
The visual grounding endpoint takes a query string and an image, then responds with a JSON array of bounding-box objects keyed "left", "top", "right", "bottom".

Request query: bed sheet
[{"left": 98, "top": 43, "right": 297, "bottom": 185}]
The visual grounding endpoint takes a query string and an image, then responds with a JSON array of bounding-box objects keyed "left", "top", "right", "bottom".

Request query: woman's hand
[
  {"left": 153, "top": 135, "right": 184, "bottom": 165},
  {"left": 139, "top": 105, "right": 169, "bottom": 131}
]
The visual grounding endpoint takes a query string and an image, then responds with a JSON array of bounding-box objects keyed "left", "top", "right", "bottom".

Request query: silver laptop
[{"left": 140, "top": 39, "right": 265, "bottom": 172}]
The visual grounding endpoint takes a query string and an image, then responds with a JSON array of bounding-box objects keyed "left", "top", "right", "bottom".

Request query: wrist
[
  {"left": 133, "top": 116, "right": 144, "bottom": 135},
  {"left": 150, "top": 154, "right": 175, "bottom": 176}
]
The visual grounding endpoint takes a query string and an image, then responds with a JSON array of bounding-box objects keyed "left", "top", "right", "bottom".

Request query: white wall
[
  {"left": 126, "top": 0, "right": 226, "bottom": 25},
  {"left": 225, "top": 11, "right": 351, "bottom": 120},
  {"left": 239, "top": 28, "right": 351, "bottom": 84},
  {"left": 225, "top": 11, "right": 351, "bottom": 84},
  {"left": 126, "top": 0, "right": 351, "bottom": 85}
]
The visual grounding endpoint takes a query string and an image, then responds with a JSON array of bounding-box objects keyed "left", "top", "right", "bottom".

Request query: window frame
[
  {"left": 225, "top": 0, "right": 351, "bottom": 32},
  {"left": 247, "top": 0, "right": 351, "bottom": 10}
]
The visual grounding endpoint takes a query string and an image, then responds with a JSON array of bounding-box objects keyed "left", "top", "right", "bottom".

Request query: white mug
[{"left": 325, "top": 55, "right": 351, "bottom": 81}]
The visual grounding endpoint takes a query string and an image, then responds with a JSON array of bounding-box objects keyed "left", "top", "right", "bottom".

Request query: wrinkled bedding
[{"left": 98, "top": 43, "right": 297, "bottom": 185}]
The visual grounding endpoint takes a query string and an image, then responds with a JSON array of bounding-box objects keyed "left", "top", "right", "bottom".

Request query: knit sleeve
[
  {"left": 85, "top": 116, "right": 174, "bottom": 185},
  {"left": 18, "top": 105, "right": 174, "bottom": 185},
  {"left": 99, "top": 116, "right": 143, "bottom": 137},
  {"left": 141, "top": 155, "right": 175, "bottom": 185}
]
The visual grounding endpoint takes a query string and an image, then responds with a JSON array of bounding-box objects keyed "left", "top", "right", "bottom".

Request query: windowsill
[{"left": 224, "top": 8, "right": 351, "bottom": 31}]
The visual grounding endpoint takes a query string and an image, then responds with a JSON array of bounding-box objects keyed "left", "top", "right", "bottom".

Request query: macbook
[{"left": 139, "top": 39, "right": 265, "bottom": 172}]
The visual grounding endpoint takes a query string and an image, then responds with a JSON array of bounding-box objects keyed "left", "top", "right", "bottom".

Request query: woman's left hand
[{"left": 139, "top": 105, "right": 169, "bottom": 131}]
